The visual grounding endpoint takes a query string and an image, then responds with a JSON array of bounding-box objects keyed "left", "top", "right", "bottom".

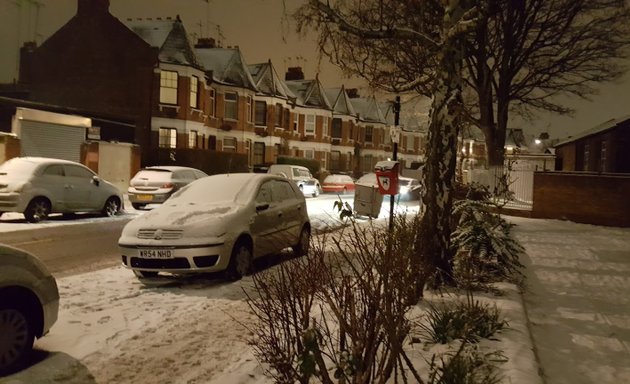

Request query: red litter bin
[{"left": 374, "top": 161, "right": 400, "bottom": 195}]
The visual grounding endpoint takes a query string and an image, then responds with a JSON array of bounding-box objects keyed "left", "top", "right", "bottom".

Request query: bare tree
[
  {"left": 466, "top": 0, "right": 630, "bottom": 166},
  {"left": 296, "top": 0, "right": 481, "bottom": 289}
]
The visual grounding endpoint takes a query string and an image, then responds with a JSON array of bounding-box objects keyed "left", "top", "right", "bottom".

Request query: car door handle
[
  {"left": 64, "top": 184, "right": 74, "bottom": 189},
  {"left": 278, "top": 211, "right": 283, "bottom": 217}
]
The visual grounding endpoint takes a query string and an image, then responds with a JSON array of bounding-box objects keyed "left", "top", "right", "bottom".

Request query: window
[
  {"left": 189, "top": 130, "right": 198, "bottom": 148},
  {"left": 209, "top": 88, "right": 216, "bottom": 117},
  {"left": 254, "top": 142, "right": 265, "bottom": 165},
  {"left": 223, "top": 136, "right": 237, "bottom": 152},
  {"left": 332, "top": 118, "right": 342, "bottom": 138},
  {"left": 331, "top": 150, "right": 340, "bottom": 171},
  {"left": 275, "top": 104, "right": 283, "bottom": 127},
  {"left": 365, "top": 126, "right": 373, "bottom": 142},
  {"left": 189, "top": 76, "right": 199, "bottom": 108},
  {"left": 255, "top": 101, "right": 267, "bottom": 126},
  {"left": 584, "top": 143, "right": 590, "bottom": 171},
  {"left": 601, "top": 141, "right": 607, "bottom": 172},
  {"left": 224, "top": 92, "right": 238, "bottom": 120},
  {"left": 160, "top": 70, "right": 178, "bottom": 104},
  {"left": 305, "top": 114, "right": 315, "bottom": 135},
  {"left": 64, "top": 165, "right": 94, "bottom": 179},
  {"left": 323, "top": 117, "right": 329, "bottom": 136},
  {"left": 43, "top": 165, "right": 64, "bottom": 176},
  {"left": 304, "top": 149, "right": 314, "bottom": 159},
  {"left": 247, "top": 96, "right": 253, "bottom": 123},
  {"left": 159, "top": 128, "right": 177, "bottom": 148},
  {"left": 293, "top": 113, "right": 299, "bottom": 131},
  {"left": 256, "top": 181, "right": 272, "bottom": 204}
]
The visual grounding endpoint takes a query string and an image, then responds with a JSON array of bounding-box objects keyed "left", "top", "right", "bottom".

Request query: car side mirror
[
  {"left": 92, "top": 175, "right": 100, "bottom": 186},
  {"left": 256, "top": 203, "right": 269, "bottom": 212}
]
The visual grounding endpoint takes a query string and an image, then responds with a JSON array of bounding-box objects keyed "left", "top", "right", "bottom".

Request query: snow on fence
[{"left": 467, "top": 166, "right": 533, "bottom": 210}]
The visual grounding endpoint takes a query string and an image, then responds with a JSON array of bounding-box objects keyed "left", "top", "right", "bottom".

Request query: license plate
[
  {"left": 139, "top": 249, "right": 173, "bottom": 259},
  {"left": 137, "top": 194, "right": 153, "bottom": 201}
]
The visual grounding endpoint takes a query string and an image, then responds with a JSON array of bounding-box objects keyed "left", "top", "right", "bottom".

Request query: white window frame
[
  {"left": 224, "top": 92, "right": 238, "bottom": 120},
  {"left": 305, "top": 114, "right": 315, "bottom": 136},
  {"left": 223, "top": 136, "right": 237, "bottom": 151},
  {"left": 189, "top": 130, "right": 198, "bottom": 148},
  {"left": 304, "top": 149, "right": 314, "bottom": 159},
  {"left": 247, "top": 96, "right": 253, "bottom": 123},
  {"left": 159, "top": 127, "right": 177, "bottom": 148},
  {"left": 293, "top": 113, "right": 299, "bottom": 131},
  {"left": 159, "top": 70, "right": 178, "bottom": 105},
  {"left": 323, "top": 116, "right": 329, "bottom": 137},
  {"left": 255, "top": 101, "right": 267, "bottom": 126},
  {"left": 209, "top": 88, "right": 216, "bottom": 117},
  {"left": 189, "top": 76, "right": 199, "bottom": 108}
]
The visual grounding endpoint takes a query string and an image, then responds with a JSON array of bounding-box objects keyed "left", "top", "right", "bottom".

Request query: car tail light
[{"left": 161, "top": 182, "right": 175, "bottom": 189}]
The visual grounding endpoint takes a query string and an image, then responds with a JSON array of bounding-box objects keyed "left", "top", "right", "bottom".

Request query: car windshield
[
  {"left": 168, "top": 174, "right": 256, "bottom": 204},
  {"left": 0, "top": 158, "right": 39, "bottom": 178}
]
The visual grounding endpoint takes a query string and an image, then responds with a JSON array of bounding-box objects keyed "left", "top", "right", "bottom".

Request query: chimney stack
[
  {"left": 346, "top": 88, "right": 360, "bottom": 98},
  {"left": 77, "top": 0, "right": 110, "bottom": 16},
  {"left": 195, "top": 38, "right": 216, "bottom": 49},
  {"left": 285, "top": 66, "right": 304, "bottom": 81}
]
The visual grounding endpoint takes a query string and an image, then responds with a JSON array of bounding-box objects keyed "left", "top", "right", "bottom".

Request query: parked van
[{"left": 267, "top": 164, "right": 321, "bottom": 197}]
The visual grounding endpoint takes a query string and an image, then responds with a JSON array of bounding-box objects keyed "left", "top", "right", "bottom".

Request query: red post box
[{"left": 374, "top": 161, "right": 400, "bottom": 195}]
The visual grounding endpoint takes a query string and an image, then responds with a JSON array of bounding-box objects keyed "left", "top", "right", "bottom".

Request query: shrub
[
  {"left": 418, "top": 300, "right": 506, "bottom": 344},
  {"left": 427, "top": 343, "right": 505, "bottom": 384},
  {"left": 450, "top": 198, "right": 525, "bottom": 288},
  {"left": 245, "top": 214, "right": 427, "bottom": 384}
]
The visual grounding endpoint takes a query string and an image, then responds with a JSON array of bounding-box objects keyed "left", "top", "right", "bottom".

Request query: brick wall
[{"left": 532, "top": 172, "right": 630, "bottom": 227}]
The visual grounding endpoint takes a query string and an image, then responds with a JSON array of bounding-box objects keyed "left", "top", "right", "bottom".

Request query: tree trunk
[{"left": 416, "top": 1, "right": 466, "bottom": 291}]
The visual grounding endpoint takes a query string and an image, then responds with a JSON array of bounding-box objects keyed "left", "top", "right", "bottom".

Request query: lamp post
[{"left": 389, "top": 96, "right": 401, "bottom": 231}]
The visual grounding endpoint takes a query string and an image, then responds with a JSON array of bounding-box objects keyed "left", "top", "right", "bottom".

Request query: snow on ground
[{"left": 2, "top": 197, "right": 629, "bottom": 383}]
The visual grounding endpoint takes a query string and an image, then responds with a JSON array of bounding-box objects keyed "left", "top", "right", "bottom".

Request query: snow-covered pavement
[{"left": 511, "top": 217, "right": 630, "bottom": 384}]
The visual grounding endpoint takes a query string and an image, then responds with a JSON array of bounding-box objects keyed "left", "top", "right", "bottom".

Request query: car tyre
[
  {"left": 292, "top": 225, "right": 311, "bottom": 257},
  {"left": 131, "top": 203, "right": 146, "bottom": 210},
  {"left": 24, "top": 198, "right": 50, "bottom": 223},
  {"left": 0, "top": 304, "right": 35, "bottom": 375},
  {"left": 133, "top": 270, "right": 159, "bottom": 278},
  {"left": 225, "top": 240, "right": 253, "bottom": 281},
  {"left": 102, "top": 197, "right": 121, "bottom": 217}
]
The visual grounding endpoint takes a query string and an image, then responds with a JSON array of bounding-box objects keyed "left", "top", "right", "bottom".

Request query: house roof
[
  {"left": 350, "top": 96, "right": 387, "bottom": 124},
  {"left": 286, "top": 78, "right": 332, "bottom": 109},
  {"left": 195, "top": 47, "right": 257, "bottom": 90},
  {"left": 554, "top": 115, "right": 630, "bottom": 147},
  {"left": 125, "top": 17, "right": 199, "bottom": 67},
  {"left": 247, "top": 61, "right": 295, "bottom": 100},
  {"left": 324, "top": 87, "right": 356, "bottom": 116}
]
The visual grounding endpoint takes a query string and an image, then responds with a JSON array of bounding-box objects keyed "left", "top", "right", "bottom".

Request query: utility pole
[{"left": 389, "top": 95, "right": 401, "bottom": 231}]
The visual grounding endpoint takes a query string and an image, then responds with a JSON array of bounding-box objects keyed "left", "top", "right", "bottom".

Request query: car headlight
[{"left": 399, "top": 186, "right": 409, "bottom": 195}]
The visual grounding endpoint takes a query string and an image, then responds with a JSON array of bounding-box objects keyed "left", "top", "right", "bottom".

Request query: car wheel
[
  {"left": 0, "top": 304, "right": 35, "bottom": 375},
  {"left": 24, "top": 198, "right": 50, "bottom": 223},
  {"left": 292, "top": 225, "right": 311, "bottom": 257},
  {"left": 131, "top": 203, "right": 146, "bottom": 210},
  {"left": 102, "top": 197, "right": 121, "bottom": 217},
  {"left": 225, "top": 240, "right": 253, "bottom": 281},
  {"left": 133, "top": 270, "right": 159, "bottom": 278}
]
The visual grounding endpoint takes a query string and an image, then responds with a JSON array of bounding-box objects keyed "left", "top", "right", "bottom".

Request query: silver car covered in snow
[
  {"left": 118, "top": 173, "right": 311, "bottom": 280},
  {"left": 0, "top": 157, "right": 123, "bottom": 222}
]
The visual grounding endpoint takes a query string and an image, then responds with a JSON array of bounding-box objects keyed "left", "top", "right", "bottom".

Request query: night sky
[{"left": 0, "top": 0, "right": 628, "bottom": 139}]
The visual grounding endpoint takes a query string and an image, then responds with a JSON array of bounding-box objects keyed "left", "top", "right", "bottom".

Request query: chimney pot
[{"left": 77, "top": 0, "right": 110, "bottom": 16}]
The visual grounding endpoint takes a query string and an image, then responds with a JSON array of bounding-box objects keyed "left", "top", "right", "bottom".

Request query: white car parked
[
  {"left": 0, "top": 244, "right": 59, "bottom": 375},
  {"left": 118, "top": 173, "right": 311, "bottom": 281},
  {"left": 0, "top": 157, "right": 123, "bottom": 222},
  {"left": 267, "top": 164, "right": 321, "bottom": 197}
]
